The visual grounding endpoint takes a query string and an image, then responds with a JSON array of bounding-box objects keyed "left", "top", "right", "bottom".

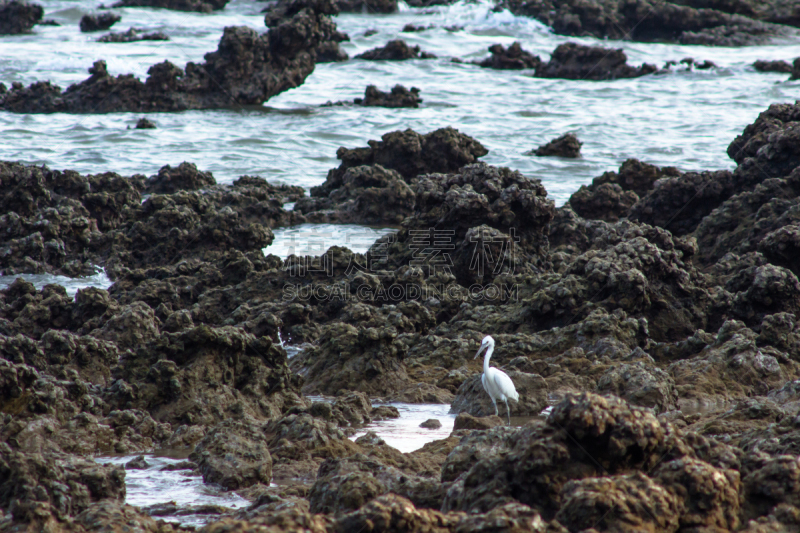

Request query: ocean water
[{"left": 1, "top": 0, "right": 799, "bottom": 207}]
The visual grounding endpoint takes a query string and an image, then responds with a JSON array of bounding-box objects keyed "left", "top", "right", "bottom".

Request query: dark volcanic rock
[
  {"left": 754, "top": 59, "right": 793, "bottom": 73},
  {"left": 0, "top": 0, "right": 43, "bottom": 34},
  {"left": 144, "top": 162, "right": 215, "bottom": 194},
  {"left": 134, "top": 118, "right": 157, "bottom": 129},
  {"left": 442, "top": 393, "right": 741, "bottom": 532},
  {"left": 419, "top": 418, "right": 441, "bottom": 429},
  {"left": 452, "top": 412, "right": 504, "bottom": 430},
  {"left": 191, "top": 418, "right": 273, "bottom": 490},
  {"left": 402, "top": 23, "right": 433, "bottom": 32},
  {"left": 296, "top": 164, "right": 415, "bottom": 224},
  {"left": 0, "top": 444, "right": 126, "bottom": 523},
  {"left": 379, "top": 162, "right": 556, "bottom": 285},
  {"left": 264, "top": 0, "right": 349, "bottom": 63},
  {"left": 535, "top": 42, "right": 657, "bottom": 80},
  {"left": 478, "top": 41, "right": 541, "bottom": 70},
  {"left": 673, "top": 0, "right": 800, "bottom": 28},
  {"left": 314, "top": 127, "right": 488, "bottom": 193},
  {"left": 355, "top": 84, "right": 421, "bottom": 108},
  {"left": 2, "top": 0, "right": 341, "bottom": 113},
  {"left": 355, "top": 39, "right": 436, "bottom": 60},
  {"left": 531, "top": 133, "right": 582, "bottom": 158},
  {"left": 596, "top": 361, "right": 678, "bottom": 412},
  {"left": 0, "top": 161, "right": 302, "bottom": 276},
  {"left": 336, "top": 0, "right": 397, "bottom": 12},
  {"left": 327, "top": 84, "right": 422, "bottom": 108},
  {"left": 98, "top": 28, "right": 170, "bottom": 42},
  {"left": 500, "top": 0, "right": 784, "bottom": 46},
  {"left": 112, "top": 0, "right": 229, "bottom": 12},
  {"left": 80, "top": 13, "right": 121, "bottom": 33},
  {"left": 568, "top": 159, "right": 680, "bottom": 222},
  {"left": 450, "top": 371, "right": 548, "bottom": 417},
  {"left": 298, "top": 127, "right": 487, "bottom": 225}
]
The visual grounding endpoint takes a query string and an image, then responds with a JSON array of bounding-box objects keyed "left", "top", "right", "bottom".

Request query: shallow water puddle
[
  {"left": 100, "top": 454, "right": 250, "bottom": 528},
  {"left": 0, "top": 269, "right": 113, "bottom": 298},
  {"left": 352, "top": 402, "right": 457, "bottom": 453},
  {"left": 264, "top": 223, "right": 397, "bottom": 257}
]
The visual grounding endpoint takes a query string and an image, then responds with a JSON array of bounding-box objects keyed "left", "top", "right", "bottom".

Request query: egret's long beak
[{"left": 474, "top": 344, "right": 484, "bottom": 360}]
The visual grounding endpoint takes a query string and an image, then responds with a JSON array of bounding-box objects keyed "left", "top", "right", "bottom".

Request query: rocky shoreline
[{"left": 2, "top": 96, "right": 800, "bottom": 531}]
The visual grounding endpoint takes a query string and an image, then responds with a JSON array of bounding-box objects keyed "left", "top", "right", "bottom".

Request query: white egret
[{"left": 474, "top": 335, "right": 519, "bottom": 425}]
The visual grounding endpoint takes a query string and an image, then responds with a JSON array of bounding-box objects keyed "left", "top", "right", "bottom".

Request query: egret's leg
[
  {"left": 492, "top": 399, "right": 498, "bottom": 416},
  {"left": 504, "top": 398, "right": 511, "bottom": 426}
]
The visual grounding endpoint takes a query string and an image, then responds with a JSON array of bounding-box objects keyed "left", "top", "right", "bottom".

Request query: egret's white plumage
[{"left": 474, "top": 335, "right": 519, "bottom": 425}]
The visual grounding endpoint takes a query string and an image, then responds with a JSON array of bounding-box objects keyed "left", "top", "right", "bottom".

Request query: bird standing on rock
[{"left": 474, "top": 335, "right": 519, "bottom": 425}]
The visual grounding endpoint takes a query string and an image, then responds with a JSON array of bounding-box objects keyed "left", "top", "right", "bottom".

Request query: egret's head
[{"left": 473, "top": 335, "right": 493, "bottom": 359}]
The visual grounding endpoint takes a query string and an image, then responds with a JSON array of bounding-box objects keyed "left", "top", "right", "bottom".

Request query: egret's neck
[{"left": 483, "top": 342, "right": 494, "bottom": 373}]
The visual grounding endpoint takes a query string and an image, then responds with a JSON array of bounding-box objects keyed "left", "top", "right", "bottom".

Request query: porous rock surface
[
  {"left": 0, "top": 0, "right": 43, "bottom": 34},
  {"left": 0, "top": 0, "right": 345, "bottom": 113},
  {"left": 4, "top": 100, "right": 800, "bottom": 532},
  {"left": 499, "top": 0, "right": 788, "bottom": 46},
  {"left": 112, "top": 0, "right": 228, "bottom": 11}
]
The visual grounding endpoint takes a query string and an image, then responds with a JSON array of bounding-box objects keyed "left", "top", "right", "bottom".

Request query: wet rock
[
  {"left": 754, "top": 59, "right": 793, "bottom": 73},
  {"left": 628, "top": 169, "right": 737, "bottom": 236},
  {"left": 728, "top": 101, "right": 800, "bottom": 170},
  {"left": 297, "top": 164, "right": 413, "bottom": 225},
  {"left": 125, "top": 455, "right": 151, "bottom": 469},
  {"left": 263, "top": 0, "right": 349, "bottom": 63},
  {"left": 331, "top": 391, "right": 373, "bottom": 426},
  {"left": 728, "top": 264, "right": 800, "bottom": 326},
  {"left": 355, "top": 39, "right": 436, "bottom": 60},
  {"left": 451, "top": 412, "right": 504, "bottom": 431},
  {"left": 792, "top": 57, "right": 800, "bottom": 80},
  {"left": 0, "top": 0, "right": 43, "bottom": 34},
  {"left": 743, "top": 456, "right": 800, "bottom": 520},
  {"left": 389, "top": 383, "right": 455, "bottom": 404},
  {"left": 691, "top": 168, "right": 800, "bottom": 266},
  {"left": 451, "top": 371, "right": 547, "bottom": 418},
  {"left": 0, "top": 444, "right": 126, "bottom": 523},
  {"left": 668, "top": 319, "right": 799, "bottom": 403},
  {"left": 441, "top": 424, "right": 523, "bottom": 482},
  {"left": 75, "top": 500, "right": 184, "bottom": 532},
  {"left": 98, "top": 28, "right": 170, "bottom": 42},
  {"left": 144, "top": 162, "right": 216, "bottom": 194},
  {"left": 535, "top": 42, "right": 657, "bottom": 80},
  {"left": 379, "top": 162, "right": 555, "bottom": 285},
  {"left": 556, "top": 473, "right": 681, "bottom": 532},
  {"left": 310, "top": 454, "right": 444, "bottom": 515},
  {"left": 596, "top": 361, "right": 678, "bottom": 412},
  {"left": 568, "top": 159, "right": 681, "bottom": 222},
  {"left": 191, "top": 418, "right": 273, "bottom": 490},
  {"left": 478, "top": 42, "right": 541, "bottom": 70},
  {"left": 442, "top": 392, "right": 741, "bottom": 520},
  {"left": 760, "top": 224, "right": 800, "bottom": 277},
  {"left": 569, "top": 183, "right": 638, "bottom": 222},
  {"left": 371, "top": 405, "right": 401, "bottom": 419},
  {"left": 402, "top": 23, "right": 433, "bottom": 31},
  {"left": 420, "top": 418, "right": 442, "bottom": 429},
  {"left": 79, "top": 13, "right": 121, "bottom": 32},
  {"left": 336, "top": 0, "right": 396, "bottom": 12},
  {"left": 134, "top": 117, "right": 157, "bottom": 129},
  {"left": 318, "top": 127, "right": 487, "bottom": 189},
  {"left": 530, "top": 133, "right": 582, "bottom": 158},
  {"left": 2, "top": 0, "right": 342, "bottom": 113},
  {"left": 355, "top": 84, "right": 422, "bottom": 108},
  {"left": 500, "top": 0, "right": 784, "bottom": 46},
  {"left": 113, "top": 325, "right": 301, "bottom": 427},
  {"left": 112, "top": 0, "right": 228, "bottom": 12},
  {"left": 291, "top": 323, "right": 410, "bottom": 396}
]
